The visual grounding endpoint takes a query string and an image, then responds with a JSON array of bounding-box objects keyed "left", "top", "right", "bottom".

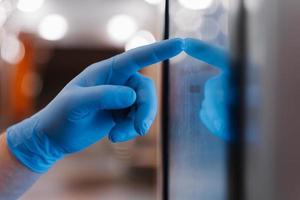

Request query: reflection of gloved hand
[
  {"left": 183, "top": 38, "right": 231, "bottom": 141},
  {"left": 7, "top": 38, "right": 184, "bottom": 173}
]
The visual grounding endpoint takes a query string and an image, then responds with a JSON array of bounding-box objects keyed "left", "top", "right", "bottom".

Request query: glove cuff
[{"left": 6, "top": 117, "right": 64, "bottom": 173}]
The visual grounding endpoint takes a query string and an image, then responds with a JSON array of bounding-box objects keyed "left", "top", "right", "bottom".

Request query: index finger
[
  {"left": 112, "top": 38, "right": 184, "bottom": 77},
  {"left": 183, "top": 38, "right": 229, "bottom": 70}
]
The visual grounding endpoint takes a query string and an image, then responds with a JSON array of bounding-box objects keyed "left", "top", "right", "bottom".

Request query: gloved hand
[
  {"left": 7, "top": 38, "right": 184, "bottom": 173},
  {"left": 183, "top": 38, "right": 232, "bottom": 141}
]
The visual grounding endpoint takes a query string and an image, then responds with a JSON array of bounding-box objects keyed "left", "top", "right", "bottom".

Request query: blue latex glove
[
  {"left": 7, "top": 38, "right": 184, "bottom": 173},
  {"left": 183, "top": 38, "right": 232, "bottom": 141}
]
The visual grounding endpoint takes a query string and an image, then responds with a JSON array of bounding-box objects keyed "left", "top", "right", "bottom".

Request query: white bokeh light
[
  {"left": 178, "top": 0, "right": 214, "bottom": 10},
  {"left": 1, "top": 35, "right": 25, "bottom": 64},
  {"left": 38, "top": 14, "right": 68, "bottom": 41},
  {"left": 0, "top": 6, "right": 7, "bottom": 27},
  {"left": 221, "top": 0, "right": 229, "bottom": 10},
  {"left": 125, "top": 30, "right": 156, "bottom": 51},
  {"left": 17, "top": 0, "right": 44, "bottom": 12},
  {"left": 107, "top": 15, "right": 138, "bottom": 43},
  {"left": 144, "top": 0, "right": 162, "bottom": 5},
  {"left": 2, "top": 1, "right": 13, "bottom": 13}
]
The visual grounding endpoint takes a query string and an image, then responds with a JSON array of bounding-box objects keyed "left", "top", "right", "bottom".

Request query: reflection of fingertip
[
  {"left": 174, "top": 38, "right": 185, "bottom": 53},
  {"left": 169, "top": 38, "right": 183, "bottom": 48},
  {"left": 182, "top": 38, "right": 187, "bottom": 51},
  {"left": 172, "top": 37, "right": 183, "bottom": 41}
]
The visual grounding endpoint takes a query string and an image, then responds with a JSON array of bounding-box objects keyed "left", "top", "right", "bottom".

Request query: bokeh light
[
  {"left": 38, "top": 14, "right": 68, "bottom": 41},
  {"left": 17, "top": 0, "right": 44, "bottom": 12},
  {"left": 221, "top": 0, "right": 229, "bottom": 10},
  {"left": 21, "top": 72, "right": 43, "bottom": 98},
  {"left": 1, "top": 35, "right": 25, "bottom": 64},
  {"left": 107, "top": 14, "right": 138, "bottom": 44},
  {"left": 144, "top": 0, "right": 163, "bottom": 5},
  {"left": 178, "top": 0, "right": 214, "bottom": 10},
  {"left": 0, "top": 6, "right": 7, "bottom": 27},
  {"left": 125, "top": 30, "right": 156, "bottom": 51},
  {"left": 2, "top": 1, "right": 13, "bottom": 13}
]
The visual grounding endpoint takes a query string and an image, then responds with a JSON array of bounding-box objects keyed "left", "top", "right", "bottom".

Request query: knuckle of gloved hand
[
  {"left": 113, "top": 87, "right": 136, "bottom": 107},
  {"left": 142, "top": 76, "right": 154, "bottom": 86},
  {"left": 60, "top": 90, "right": 81, "bottom": 108}
]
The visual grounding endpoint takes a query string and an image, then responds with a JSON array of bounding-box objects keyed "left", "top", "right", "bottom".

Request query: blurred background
[
  {"left": 0, "top": 0, "right": 228, "bottom": 199},
  {"left": 1, "top": 0, "right": 300, "bottom": 200}
]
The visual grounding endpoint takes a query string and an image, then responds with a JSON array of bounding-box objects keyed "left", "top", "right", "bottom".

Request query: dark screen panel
[{"left": 244, "top": 0, "right": 300, "bottom": 199}]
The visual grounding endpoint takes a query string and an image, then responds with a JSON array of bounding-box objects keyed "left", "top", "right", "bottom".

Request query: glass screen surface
[{"left": 168, "top": 0, "right": 230, "bottom": 199}]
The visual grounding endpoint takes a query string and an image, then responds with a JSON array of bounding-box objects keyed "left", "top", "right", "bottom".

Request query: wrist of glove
[{"left": 7, "top": 117, "right": 64, "bottom": 173}]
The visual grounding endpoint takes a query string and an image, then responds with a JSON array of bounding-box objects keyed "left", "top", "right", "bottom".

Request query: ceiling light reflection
[
  {"left": 1, "top": 35, "right": 25, "bottom": 64},
  {"left": 17, "top": 0, "right": 44, "bottom": 12},
  {"left": 221, "top": 0, "right": 229, "bottom": 10},
  {"left": 0, "top": 6, "right": 7, "bottom": 27},
  {"left": 38, "top": 14, "right": 68, "bottom": 41},
  {"left": 144, "top": 0, "right": 162, "bottom": 5},
  {"left": 107, "top": 14, "right": 137, "bottom": 44},
  {"left": 178, "top": 0, "right": 214, "bottom": 10}
]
